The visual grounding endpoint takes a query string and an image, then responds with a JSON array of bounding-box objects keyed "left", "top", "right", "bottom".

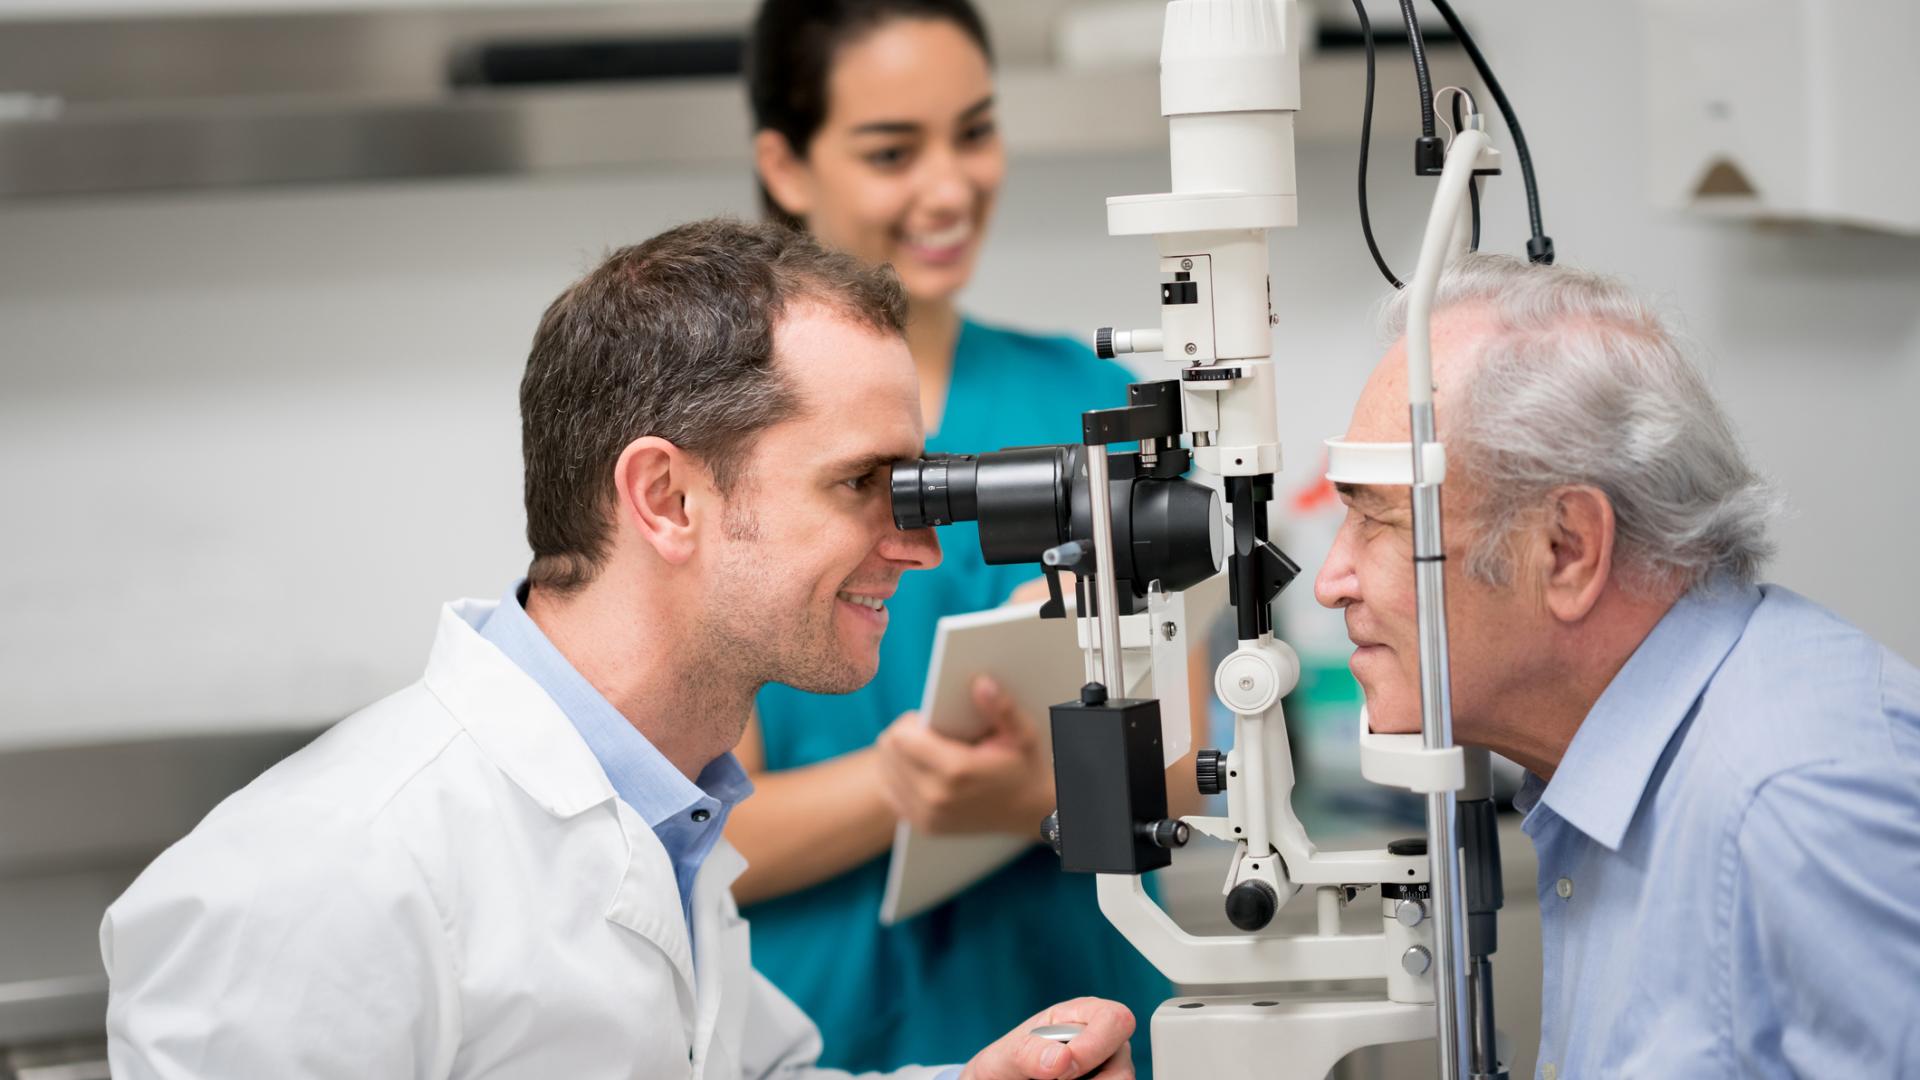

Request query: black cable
[
  {"left": 1352, "top": 0, "right": 1403, "bottom": 288},
  {"left": 1398, "top": 0, "right": 1437, "bottom": 139},
  {"left": 1468, "top": 172, "right": 1482, "bottom": 251},
  {"left": 1426, "top": 0, "right": 1553, "bottom": 263},
  {"left": 1452, "top": 90, "right": 1481, "bottom": 251}
]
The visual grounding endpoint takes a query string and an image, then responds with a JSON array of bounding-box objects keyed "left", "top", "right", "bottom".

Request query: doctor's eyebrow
[{"left": 822, "top": 452, "right": 900, "bottom": 480}]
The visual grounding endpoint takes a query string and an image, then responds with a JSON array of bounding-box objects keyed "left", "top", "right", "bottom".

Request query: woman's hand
[{"left": 875, "top": 674, "right": 1055, "bottom": 837}]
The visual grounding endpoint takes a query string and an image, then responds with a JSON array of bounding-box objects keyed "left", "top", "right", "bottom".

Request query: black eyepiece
[
  {"left": 892, "top": 447, "right": 1075, "bottom": 565},
  {"left": 892, "top": 442, "right": 1223, "bottom": 611},
  {"left": 890, "top": 453, "right": 977, "bottom": 530}
]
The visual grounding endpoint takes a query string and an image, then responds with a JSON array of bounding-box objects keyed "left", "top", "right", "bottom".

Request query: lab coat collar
[
  {"left": 425, "top": 599, "right": 748, "bottom": 1006},
  {"left": 1529, "top": 580, "right": 1762, "bottom": 852},
  {"left": 425, "top": 598, "right": 618, "bottom": 819}
]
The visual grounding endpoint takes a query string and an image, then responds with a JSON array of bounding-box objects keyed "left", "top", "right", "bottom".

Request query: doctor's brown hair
[{"left": 519, "top": 217, "right": 907, "bottom": 594}]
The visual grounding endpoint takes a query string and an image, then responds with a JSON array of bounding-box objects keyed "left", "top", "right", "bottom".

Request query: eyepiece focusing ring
[{"left": 891, "top": 453, "right": 977, "bottom": 530}]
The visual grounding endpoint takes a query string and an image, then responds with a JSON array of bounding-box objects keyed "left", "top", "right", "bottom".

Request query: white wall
[{"left": 2, "top": 0, "right": 1916, "bottom": 754}]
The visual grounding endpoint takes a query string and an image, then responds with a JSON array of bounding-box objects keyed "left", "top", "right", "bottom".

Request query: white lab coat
[{"left": 101, "top": 599, "right": 947, "bottom": 1080}]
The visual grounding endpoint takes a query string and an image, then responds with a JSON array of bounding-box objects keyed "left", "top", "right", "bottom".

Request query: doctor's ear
[
  {"left": 613, "top": 437, "right": 705, "bottom": 565},
  {"left": 754, "top": 129, "right": 813, "bottom": 222}
]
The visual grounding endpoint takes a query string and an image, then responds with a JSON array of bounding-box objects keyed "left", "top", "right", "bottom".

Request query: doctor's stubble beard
[{"left": 698, "top": 501, "right": 879, "bottom": 700}]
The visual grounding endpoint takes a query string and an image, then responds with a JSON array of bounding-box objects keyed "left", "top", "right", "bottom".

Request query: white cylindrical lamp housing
[
  {"left": 1161, "top": 0, "right": 1301, "bottom": 199},
  {"left": 1159, "top": 0, "right": 1300, "bottom": 365}
]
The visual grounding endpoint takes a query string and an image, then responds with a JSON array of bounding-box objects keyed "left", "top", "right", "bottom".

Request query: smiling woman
[{"left": 726, "top": 0, "right": 1179, "bottom": 1074}]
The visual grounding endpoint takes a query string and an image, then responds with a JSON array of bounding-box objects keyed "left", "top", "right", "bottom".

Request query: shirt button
[
  {"left": 691, "top": 808, "right": 711, "bottom": 823},
  {"left": 1543, "top": 1063, "right": 1557, "bottom": 1080},
  {"left": 1555, "top": 877, "right": 1573, "bottom": 900}
]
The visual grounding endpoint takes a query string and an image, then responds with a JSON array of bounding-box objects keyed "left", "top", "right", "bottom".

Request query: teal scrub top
[{"left": 749, "top": 319, "right": 1170, "bottom": 1073}]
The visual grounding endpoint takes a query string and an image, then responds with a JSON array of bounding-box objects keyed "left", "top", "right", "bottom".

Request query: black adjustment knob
[
  {"left": 1387, "top": 836, "right": 1428, "bottom": 857},
  {"left": 1225, "top": 880, "right": 1279, "bottom": 932},
  {"left": 1040, "top": 812, "right": 1062, "bottom": 857},
  {"left": 1138, "top": 819, "right": 1191, "bottom": 850},
  {"left": 1195, "top": 748, "right": 1227, "bottom": 796},
  {"left": 1095, "top": 327, "right": 1116, "bottom": 359}
]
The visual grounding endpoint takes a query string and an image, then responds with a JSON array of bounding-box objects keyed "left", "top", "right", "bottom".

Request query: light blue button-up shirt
[
  {"left": 479, "top": 581, "right": 753, "bottom": 931},
  {"left": 1516, "top": 581, "right": 1920, "bottom": 1079}
]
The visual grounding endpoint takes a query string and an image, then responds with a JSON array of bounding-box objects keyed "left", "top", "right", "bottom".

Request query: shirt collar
[
  {"left": 479, "top": 581, "right": 752, "bottom": 828},
  {"left": 1531, "top": 579, "right": 1762, "bottom": 851}
]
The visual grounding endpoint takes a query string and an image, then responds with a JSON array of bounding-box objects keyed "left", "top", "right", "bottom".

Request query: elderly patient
[{"left": 1317, "top": 255, "right": 1920, "bottom": 1078}]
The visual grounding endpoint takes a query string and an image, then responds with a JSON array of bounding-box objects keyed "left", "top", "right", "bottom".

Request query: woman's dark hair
[{"left": 747, "top": 0, "right": 994, "bottom": 230}]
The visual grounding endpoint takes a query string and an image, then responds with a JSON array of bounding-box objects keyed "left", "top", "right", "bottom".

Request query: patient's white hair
[{"left": 1378, "top": 254, "right": 1780, "bottom": 593}]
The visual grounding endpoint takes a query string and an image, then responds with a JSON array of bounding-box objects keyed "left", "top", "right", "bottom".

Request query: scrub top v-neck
[{"left": 749, "top": 318, "right": 1168, "bottom": 1074}]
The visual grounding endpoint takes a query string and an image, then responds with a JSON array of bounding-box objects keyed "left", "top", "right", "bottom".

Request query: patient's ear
[
  {"left": 614, "top": 436, "right": 699, "bottom": 565},
  {"left": 1538, "top": 485, "right": 1615, "bottom": 624},
  {"left": 754, "top": 129, "right": 813, "bottom": 223}
]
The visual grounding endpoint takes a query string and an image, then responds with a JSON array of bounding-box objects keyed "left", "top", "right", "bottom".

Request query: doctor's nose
[{"left": 881, "top": 524, "right": 942, "bottom": 571}]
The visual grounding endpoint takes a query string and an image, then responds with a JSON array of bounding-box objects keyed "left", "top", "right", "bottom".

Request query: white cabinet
[{"left": 1645, "top": 0, "right": 1920, "bottom": 234}]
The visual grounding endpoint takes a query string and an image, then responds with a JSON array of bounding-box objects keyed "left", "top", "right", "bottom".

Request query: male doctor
[{"left": 100, "top": 218, "right": 1135, "bottom": 1079}]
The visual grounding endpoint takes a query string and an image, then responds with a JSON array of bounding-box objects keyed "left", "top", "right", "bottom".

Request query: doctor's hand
[
  {"left": 874, "top": 675, "right": 1054, "bottom": 837},
  {"left": 961, "top": 997, "right": 1136, "bottom": 1080}
]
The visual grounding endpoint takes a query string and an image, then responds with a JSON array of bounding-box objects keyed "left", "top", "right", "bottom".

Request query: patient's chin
[{"left": 1360, "top": 690, "right": 1421, "bottom": 734}]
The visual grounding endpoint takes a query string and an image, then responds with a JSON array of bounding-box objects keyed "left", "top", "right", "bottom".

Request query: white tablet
[
  {"left": 875, "top": 572, "right": 1228, "bottom": 925},
  {"left": 878, "top": 600, "right": 1084, "bottom": 925}
]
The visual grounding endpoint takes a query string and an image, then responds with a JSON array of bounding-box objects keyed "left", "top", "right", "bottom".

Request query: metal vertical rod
[
  {"left": 1470, "top": 957, "right": 1499, "bottom": 1078},
  {"left": 1411, "top": 399, "right": 1471, "bottom": 1080},
  {"left": 1460, "top": 748, "right": 1507, "bottom": 1079},
  {"left": 1084, "top": 444, "right": 1126, "bottom": 694}
]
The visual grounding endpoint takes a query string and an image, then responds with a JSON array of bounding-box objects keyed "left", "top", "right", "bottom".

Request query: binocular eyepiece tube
[{"left": 891, "top": 445, "right": 1224, "bottom": 606}]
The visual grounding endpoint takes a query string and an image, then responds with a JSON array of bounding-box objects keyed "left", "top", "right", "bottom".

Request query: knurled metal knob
[
  {"left": 1394, "top": 898, "right": 1428, "bottom": 928},
  {"left": 1195, "top": 748, "right": 1227, "bottom": 796},
  {"left": 1401, "top": 945, "right": 1432, "bottom": 976}
]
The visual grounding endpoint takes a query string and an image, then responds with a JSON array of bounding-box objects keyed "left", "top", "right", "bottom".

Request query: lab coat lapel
[
  {"left": 689, "top": 842, "right": 751, "bottom": 1080},
  {"left": 604, "top": 800, "right": 699, "bottom": 1010}
]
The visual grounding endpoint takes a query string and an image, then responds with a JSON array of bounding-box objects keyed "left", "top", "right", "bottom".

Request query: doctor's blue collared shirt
[
  {"left": 1514, "top": 581, "right": 1920, "bottom": 1079},
  {"left": 479, "top": 581, "right": 752, "bottom": 931}
]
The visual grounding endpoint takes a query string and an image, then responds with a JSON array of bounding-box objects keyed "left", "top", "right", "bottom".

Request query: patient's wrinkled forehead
[
  {"left": 1348, "top": 354, "right": 1411, "bottom": 443},
  {"left": 1345, "top": 307, "right": 1496, "bottom": 443}
]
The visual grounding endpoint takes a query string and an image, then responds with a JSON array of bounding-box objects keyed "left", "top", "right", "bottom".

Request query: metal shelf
[{"left": 0, "top": 53, "right": 1473, "bottom": 199}]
